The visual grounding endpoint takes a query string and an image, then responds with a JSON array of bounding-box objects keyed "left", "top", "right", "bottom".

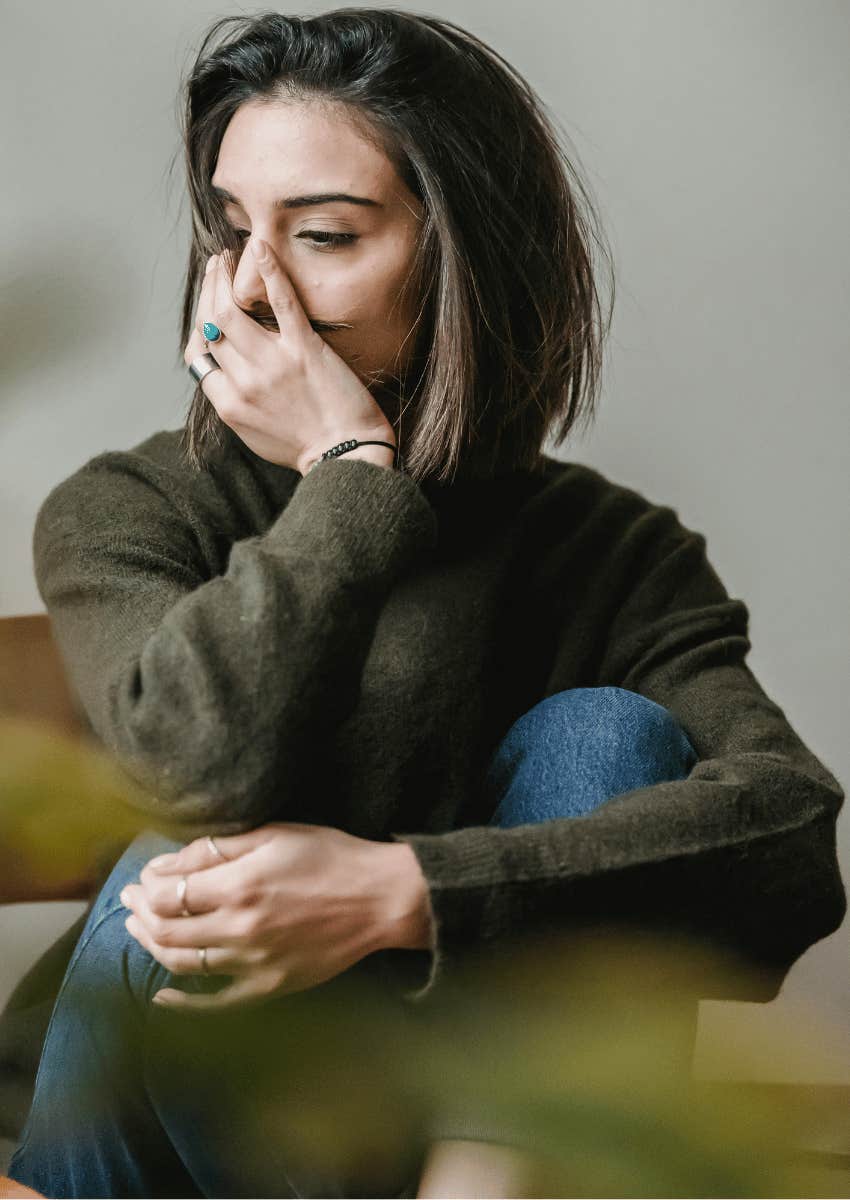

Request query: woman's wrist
[
  {"left": 373, "top": 841, "right": 435, "bottom": 952},
  {"left": 336, "top": 442, "right": 396, "bottom": 471},
  {"left": 299, "top": 433, "right": 398, "bottom": 476}
]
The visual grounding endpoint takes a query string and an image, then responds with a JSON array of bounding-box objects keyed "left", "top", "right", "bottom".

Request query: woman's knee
[
  {"left": 507, "top": 686, "right": 695, "bottom": 768},
  {"left": 94, "top": 830, "right": 187, "bottom": 914},
  {"left": 66, "top": 830, "right": 189, "bottom": 1005},
  {"left": 562, "top": 685, "right": 696, "bottom": 766},
  {"left": 486, "top": 686, "right": 698, "bottom": 826}
]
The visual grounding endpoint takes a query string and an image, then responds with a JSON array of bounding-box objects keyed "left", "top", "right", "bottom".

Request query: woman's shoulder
[
  {"left": 534, "top": 453, "right": 689, "bottom": 531},
  {"left": 33, "top": 427, "right": 300, "bottom": 552},
  {"left": 44, "top": 426, "right": 257, "bottom": 499}
]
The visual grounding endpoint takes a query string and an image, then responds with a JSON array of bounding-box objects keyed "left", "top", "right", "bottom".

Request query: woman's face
[{"left": 211, "top": 98, "right": 425, "bottom": 423}]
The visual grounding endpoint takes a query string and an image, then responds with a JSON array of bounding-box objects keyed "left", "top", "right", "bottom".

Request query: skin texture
[
  {"left": 182, "top": 96, "right": 426, "bottom": 471},
  {"left": 120, "top": 826, "right": 432, "bottom": 1009},
  {"left": 184, "top": 243, "right": 398, "bottom": 474}
]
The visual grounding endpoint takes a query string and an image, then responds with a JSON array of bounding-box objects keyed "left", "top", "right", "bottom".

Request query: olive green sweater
[{"left": 31, "top": 427, "right": 846, "bottom": 1004}]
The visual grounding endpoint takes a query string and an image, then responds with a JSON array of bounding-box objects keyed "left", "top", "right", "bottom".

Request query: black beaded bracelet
[{"left": 307, "top": 439, "right": 401, "bottom": 473}]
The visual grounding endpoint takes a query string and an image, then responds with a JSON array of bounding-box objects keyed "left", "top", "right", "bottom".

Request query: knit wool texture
[{"left": 31, "top": 427, "right": 846, "bottom": 1006}]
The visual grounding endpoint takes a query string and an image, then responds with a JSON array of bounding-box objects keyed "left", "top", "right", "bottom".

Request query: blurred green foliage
[{"left": 1, "top": 716, "right": 846, "bottom": 1197}]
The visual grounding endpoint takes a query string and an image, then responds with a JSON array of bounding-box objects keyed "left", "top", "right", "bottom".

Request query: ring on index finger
[{"left": 176, "top": 875, "right": 193, "bottom": 918}]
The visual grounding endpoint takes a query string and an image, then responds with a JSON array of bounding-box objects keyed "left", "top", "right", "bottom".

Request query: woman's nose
[{"left": 230, "top": 246, "right": 273, "bottom": 315}]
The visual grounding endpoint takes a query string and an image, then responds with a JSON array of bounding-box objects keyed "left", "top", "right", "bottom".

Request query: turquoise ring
[{"left": 202, "top": 321, "right": 222, "bottom": 343}]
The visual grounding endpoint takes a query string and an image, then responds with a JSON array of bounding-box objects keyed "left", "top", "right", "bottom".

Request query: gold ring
[{"left": 176, "top": 875, "right": 192, "bottom": 917}]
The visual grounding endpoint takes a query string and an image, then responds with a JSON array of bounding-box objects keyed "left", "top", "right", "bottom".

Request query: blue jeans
[{"left": 9, "top": 687, "right": 696, "bottom": 1199}]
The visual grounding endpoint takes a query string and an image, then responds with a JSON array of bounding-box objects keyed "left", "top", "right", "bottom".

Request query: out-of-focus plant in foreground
[
  {"left": 0, "top": 717, "right": 151, "bottom": 899},
  {"left": 1, "top": 716, "right": 846, "bottom": 1197}
]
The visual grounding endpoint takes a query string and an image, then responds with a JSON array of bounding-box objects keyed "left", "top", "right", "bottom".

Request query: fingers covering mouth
[{"left": 249, "top": 312, "right": 351, "bottom": 334}]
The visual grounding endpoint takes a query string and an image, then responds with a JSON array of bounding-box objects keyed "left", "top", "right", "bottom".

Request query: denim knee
[
  {"left": 486, "top": 686, "right": 698, "bottom": 827},
  {"left": 64, "top": 830, "right": 190, "bottom": 1006}
]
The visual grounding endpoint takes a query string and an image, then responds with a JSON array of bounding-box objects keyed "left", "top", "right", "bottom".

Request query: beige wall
[{"left": 1, "top": 0, "right": 848, "bottom": 1079}]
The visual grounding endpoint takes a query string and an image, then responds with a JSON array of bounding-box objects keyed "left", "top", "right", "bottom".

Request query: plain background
[{"left": 1, "top": 0, "right": 848, "bottom": 1082}]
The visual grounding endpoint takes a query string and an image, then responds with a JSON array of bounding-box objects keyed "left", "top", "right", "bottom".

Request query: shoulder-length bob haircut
[{"left": 178, "top": 7, "right": 614, "bottom": 484}]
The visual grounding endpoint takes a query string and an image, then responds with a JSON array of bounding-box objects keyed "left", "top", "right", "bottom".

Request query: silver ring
[
  {"left": 197, "top": 946, "right": 209, "bottom": 974},
  {"left": 176, "top": 875, "right": 192, "bottom": 917},
  {"left": 188, "top": 353, "right": 221, "bottom": 383},
  {"left": 206, "top": 835, "right": 225, "bottom": 861}
]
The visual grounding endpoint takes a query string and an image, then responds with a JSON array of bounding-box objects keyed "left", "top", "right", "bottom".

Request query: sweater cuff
[
  {"left": 385, "top": 826, "right": 504, "bottom": 1003},
  {"left": 269, "top": 454, "right": 438, "bottom": 585}
]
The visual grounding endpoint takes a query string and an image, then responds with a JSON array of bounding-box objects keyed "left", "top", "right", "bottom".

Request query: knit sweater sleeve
[
  {"left": 389, "top": 501, "right": 846, "bottom": 1005},
  {"left": 32, "top": 451, "right": 437, "bottom": 833}
]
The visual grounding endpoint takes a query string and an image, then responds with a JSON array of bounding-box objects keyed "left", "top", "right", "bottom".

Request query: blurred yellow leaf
[{"left": 0, "top": 717, "right": 149, "bottom": 898}]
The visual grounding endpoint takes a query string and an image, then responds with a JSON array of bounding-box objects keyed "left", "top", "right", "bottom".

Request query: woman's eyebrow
[{"left": 211, "top": 184, "right": 383, "bottom": 209}]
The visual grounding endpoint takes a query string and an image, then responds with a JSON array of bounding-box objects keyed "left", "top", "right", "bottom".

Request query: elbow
[
  {"left": 104, "top": 687, "right": 284, "bottom": 828},
  {"left": 718, "top": 808, "right": 847, "bottom": 1002}
]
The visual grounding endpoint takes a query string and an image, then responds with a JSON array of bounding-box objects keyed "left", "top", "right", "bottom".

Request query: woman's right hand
[{"left": 182, "top": 238, "right": 396, "bottom": 474}]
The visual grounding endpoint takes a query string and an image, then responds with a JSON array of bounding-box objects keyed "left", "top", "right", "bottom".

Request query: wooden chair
[{"left": 0, "top": 614, "right": 85, "bottom": 743}]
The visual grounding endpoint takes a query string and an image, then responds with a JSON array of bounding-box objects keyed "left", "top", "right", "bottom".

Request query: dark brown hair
[{"left": 177, "top": 7, "right": 614, "bottom": 483}]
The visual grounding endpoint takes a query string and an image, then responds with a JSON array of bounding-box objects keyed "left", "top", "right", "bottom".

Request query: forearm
[
  {"left": 36, "top": 453, "right": 436, "bottom": 828},
  {"left": 387, "top": 657, "right": 846, "bottom": 1003}
]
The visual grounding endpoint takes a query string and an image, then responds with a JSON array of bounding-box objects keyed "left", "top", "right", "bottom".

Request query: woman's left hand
[{"left": 119, "top": 823, "right": 431, "bottom": 1010}]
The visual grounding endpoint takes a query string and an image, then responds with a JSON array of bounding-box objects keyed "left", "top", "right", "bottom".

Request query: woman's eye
[
  {"left": 297, "top": 231, "right": 359, "bottom": 251},
  {"left": 231, "top": 229, "right": 357, "bottom": 251}
]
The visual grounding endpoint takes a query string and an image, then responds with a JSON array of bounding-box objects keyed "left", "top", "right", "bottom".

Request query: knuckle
[
  {"left": 160, "top": 948, "right": 181, "bottom": 970},
  {"left": 149, "top": 914, "right": 170, "bottom": 942},
  {"left": 238, "top": 886, "right": 262, "bottom": 911},
  {"left": 155, "top": 923, "right": 176, "bottom": 947},
  {"left": 236, "top": 367, "right": 261, "bottom": 402},
  {"left": 235, "top": 908, "right": 261, "bottom": 940},
  {"left": 172, "top": 847, "right": 192, "bottom": 870},
  {"left": 212, "top": 303, "right": 230, "bottom": 328},
  {"left": 148, "top": 880, "right": 173, "bottom": 914},
  {"left": 214, "top": 397, "right": 236, "bottom": 424},
  {"left": 285, "top": 344, "right": 306, "bottom": 373}
]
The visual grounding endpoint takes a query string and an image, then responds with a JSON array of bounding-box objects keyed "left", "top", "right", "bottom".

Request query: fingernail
[
  {"left": 152, "top": 993, "right": 167, "bottom": 1006},
  {"left": 250, "top": 238, "right": 268, "bottom": 262},
  {"left": 148, "top": 854, "right": 176, "bottom": 870},
  {"left": 119, "top": 889, "right": 131, "bottom": 907}
]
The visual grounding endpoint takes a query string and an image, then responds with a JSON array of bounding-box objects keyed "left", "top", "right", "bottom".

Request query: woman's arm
[
  {"left": 386, "top": 504, "right": 846, "bottom": 1004},
  {"left": 33, "top": 443, "right": 437, "bottom": 833}
]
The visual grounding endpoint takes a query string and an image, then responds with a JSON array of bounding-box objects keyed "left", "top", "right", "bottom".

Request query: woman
[{"left": 7, "top": 7, "right": 845, "bottom": 1198}]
